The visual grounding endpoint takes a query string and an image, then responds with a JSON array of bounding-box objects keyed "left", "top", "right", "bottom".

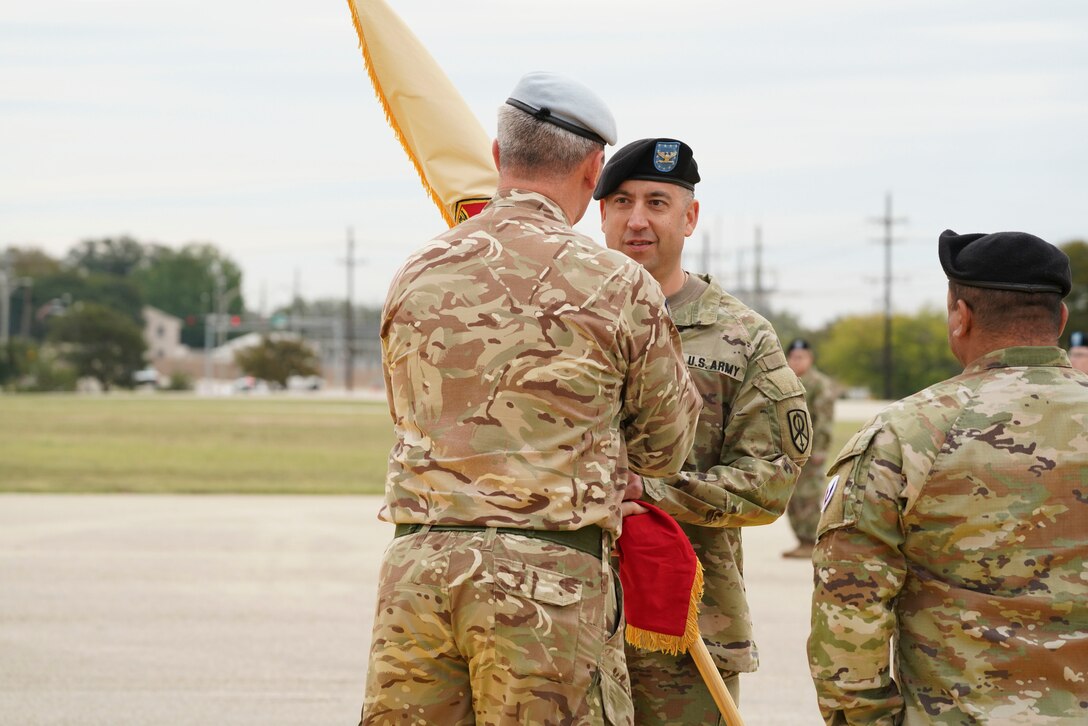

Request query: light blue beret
[{"left": 506, "top": 71, "right": 617, "bottom": 146}]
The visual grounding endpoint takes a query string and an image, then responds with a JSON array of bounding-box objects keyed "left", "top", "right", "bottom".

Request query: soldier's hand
[{"left": 621, "top": 472, "right": 647, "bottom": 517}]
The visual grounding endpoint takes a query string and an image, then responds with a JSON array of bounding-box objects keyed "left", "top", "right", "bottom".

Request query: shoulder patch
[
  {"left": 788, "top": 408, "right": 811, "bottom": 453},
  {"left": 821, "top": 475, "right": 840, "bottom": 512}
]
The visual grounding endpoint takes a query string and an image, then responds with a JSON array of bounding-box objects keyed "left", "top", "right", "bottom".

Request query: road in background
[{"left": 1, "top": 495, "right": 825, "bottom": 725}]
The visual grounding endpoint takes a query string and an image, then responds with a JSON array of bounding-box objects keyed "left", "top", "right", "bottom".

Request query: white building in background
[{"left": 142, "top": 306, "right": 186, "bottom": 362}]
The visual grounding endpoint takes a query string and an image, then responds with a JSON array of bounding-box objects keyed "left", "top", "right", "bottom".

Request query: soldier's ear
[{"left": 953, "top": 299, "right": 973, "bottom": 338}]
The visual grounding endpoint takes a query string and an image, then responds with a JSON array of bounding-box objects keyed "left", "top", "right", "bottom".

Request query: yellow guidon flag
[{"left": 345, "top": 0, "right": 497, "bottom": 227}]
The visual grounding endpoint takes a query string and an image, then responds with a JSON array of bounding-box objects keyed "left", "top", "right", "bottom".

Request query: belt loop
[
  {"left": 420, "top": 524, "right": 433, "bottom": 534},
  {"left": 484, "top": 526, "right": 497, "bottom": 550}
]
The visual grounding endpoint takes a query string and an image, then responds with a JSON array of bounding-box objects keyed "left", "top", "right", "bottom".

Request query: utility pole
[
  {"left": 700, "top": 231, "right": 711, "bottom": 278},
  {"left": 869, "top": 192, "right": 907, "bottom": 400},
  {"left": 340, "top": 227, "right": 363, "bottom": 392},
  {"left": 19, "top": 278, "right": 33, "bottom": 337},
  {"left": 0, "top": 266, "right": 9, "bottom": 346},
  {"left": 733, "top": 226, "right": 774, "bottom": 315},
  {"left": 752, "top": 226, "right": 766, "bottom": 313},
  {"left": 0, "top": 252, "right": 13, "bottom": 346}
]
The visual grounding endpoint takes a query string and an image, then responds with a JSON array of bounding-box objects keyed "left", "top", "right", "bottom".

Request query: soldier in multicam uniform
[
  {"left": 360, "top": 74, "right": 702, "bottom": 726},
  {"left": 596, "top": 137, "right": 812, "bottom": 724},
  {"left": 808, "top": 229, "right": 1088, "bottom": 724},
  {"left": 783, "top": 338, "right": 838, "bottom": 559}
]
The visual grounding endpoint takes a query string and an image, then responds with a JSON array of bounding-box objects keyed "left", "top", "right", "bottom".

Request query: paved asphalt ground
[{"left": 1, "top": 494, "right": 827, "bottom": 725}]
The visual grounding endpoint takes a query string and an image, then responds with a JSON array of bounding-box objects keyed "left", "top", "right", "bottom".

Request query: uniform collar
[
  {"left": 668, "top": 273, "right": 725, "bottom": 327},
  {"left": 963, "top": 346, "right": 1071, "bottom": 374},
  {"left": 486, "top": 188, "right": 570, "bottom": 226}
]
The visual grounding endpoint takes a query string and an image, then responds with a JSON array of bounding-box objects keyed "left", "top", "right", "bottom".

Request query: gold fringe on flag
[
  {"left": 624, "top": 558, "right": 705, "bottom": 656},
  {"left": 344, "top": 0, "right": 497, "bottom": 228}
]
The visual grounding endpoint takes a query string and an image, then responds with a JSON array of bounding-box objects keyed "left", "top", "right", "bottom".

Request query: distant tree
[
  {"left": 131, "top": 243, "right": 245, "bottom": 348},
  {"left": 6, "top": 246, "right": 62, "bottom": 278},
  {"left": 1060, "top": 240, "right": 1088, "bottom": 342},
  {"left": 48, "top": 302, "right": 147, "bottom": 390},
  {"left": 66, "top": 236, "right": 149, "bottom": 277},
  {"left": 234, "top": 336, "right": 320, "bottom": 387},
  {"left": 820, "top": 308, "right": 960, "bottom": 400},
  {"left": 23, "top": 270, "right": 144, "bottom": 341}
]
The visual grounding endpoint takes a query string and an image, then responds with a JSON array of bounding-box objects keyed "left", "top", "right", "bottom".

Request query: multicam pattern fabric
[
  {"left": 366, "top": 189, "right": 701, "bottom": 725},
  {"left": 809, "top": 346, "right": 1088, "bottom": 725},
  {"left": 362, "top": 529, "right": 631, "bottom": 725},
  {"left": 638, "top": 274, "right": 811, "bottom": 689},
  {"left": 787, "top": 365, "right": 837, "bottom": 544},
  {"left": 379, "top": 189, "right": 701, "bottom": 536}
]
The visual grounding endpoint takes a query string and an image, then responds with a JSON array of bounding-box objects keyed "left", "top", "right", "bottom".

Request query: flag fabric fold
[
  {"left": 616, "top": 501, "right": 704, "bottom": 654},
  {"left": 345, "top": 0, "right": 497, "bottom": 227}
]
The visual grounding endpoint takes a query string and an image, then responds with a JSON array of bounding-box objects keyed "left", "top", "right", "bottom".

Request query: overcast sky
[{"left": 5, "top": 0, "right": 1087, "bottom": 328}]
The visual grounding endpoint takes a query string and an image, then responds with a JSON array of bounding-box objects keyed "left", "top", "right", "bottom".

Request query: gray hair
[{"left": 496, "top": 105, "right": 602, "bottom": 178}]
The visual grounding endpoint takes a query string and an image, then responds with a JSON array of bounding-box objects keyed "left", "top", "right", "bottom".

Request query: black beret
[
  {"left": 593, "top": 138, "right": 700, "bottom": 200},
  {"left": 787, "top": 338, "right": 811, "bottom": 352},
  {"left": 938, "top": 229, "right": 1071, "bottom": 296},
  {"left": 1070, "top": 331, "right": 1087, "bottom": 349}
]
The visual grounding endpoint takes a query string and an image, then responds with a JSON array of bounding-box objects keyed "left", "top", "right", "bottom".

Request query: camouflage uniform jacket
[
  {"left": 809, "top": 346, "right": 1088, "bottom": 724},
  {"left": 379, "top": 188, "right": 701, "bottom": 537},
  {"left": 802, "top": 366, "right": 836, "bottom": 460},
  {"left": 642, "top": 274, "right": 811, "bottom": 673}
]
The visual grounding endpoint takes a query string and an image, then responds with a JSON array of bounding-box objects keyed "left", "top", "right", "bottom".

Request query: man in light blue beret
[{"left": 360, "top": 73, "right": 701, "bottom": 726}]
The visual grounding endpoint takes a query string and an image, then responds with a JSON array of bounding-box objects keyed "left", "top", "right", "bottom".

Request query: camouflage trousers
[
  {"left": 786, "top": 456, "right": 827, "bottom": 545},
  {"left": 360, "top": 527, "right": 633, "bottom": 726},
  {"left": 627, "top": 645, "right": 740, "bottom": 725}
]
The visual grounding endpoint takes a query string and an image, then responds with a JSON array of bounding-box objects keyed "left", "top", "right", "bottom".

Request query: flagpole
[{"left": 690, "top": 637, "right": 746, "bottom": 725}]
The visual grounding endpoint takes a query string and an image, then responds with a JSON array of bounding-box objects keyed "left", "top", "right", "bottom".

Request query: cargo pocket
[
  {"left": 598, "top": 615, "right": 633, "bottom": 725},
  {"left": 493, "top": 558, "right": 583, "bottom": 682}
]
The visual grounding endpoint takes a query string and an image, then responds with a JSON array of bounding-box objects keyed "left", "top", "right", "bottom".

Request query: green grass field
[
  {"left": 0, "top": 394, "right": 870, "bottom": 494},
  {"left": 0, "top": 394, "right": 396, "bottom": 494}
]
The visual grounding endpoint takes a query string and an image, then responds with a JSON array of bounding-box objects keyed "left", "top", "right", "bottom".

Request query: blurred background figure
[
  {"left": 1068, "top": 330, "right": 1088, "bottom": 373},
  {"left": 782, "top": 338, "right": 837, "bottom": 559}
]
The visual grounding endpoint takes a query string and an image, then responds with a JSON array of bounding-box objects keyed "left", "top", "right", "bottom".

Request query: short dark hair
[{"left": 948, "top": 281, "right": 1064, "bottom": 336}]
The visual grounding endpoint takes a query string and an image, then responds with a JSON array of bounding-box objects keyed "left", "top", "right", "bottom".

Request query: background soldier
[
  {"left": 597, "top": 137, "right": 811, "bottom": 724},
  {"left": 808, "top": 229, "right": 1088, "bottom": 724},
  {"left": 361, "top": 75, "right": 702, "bottom": 725},
  {"left": 782, "top": 338, "right": 837, "bottom": 559},
  {"left": 1068, "top": 330, "right": 1088, "bottom": 373}
]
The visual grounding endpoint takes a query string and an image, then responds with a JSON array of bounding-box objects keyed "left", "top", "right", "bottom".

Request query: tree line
[{"left": 2, "top": 236, "right": 1086, "bottom": 396}]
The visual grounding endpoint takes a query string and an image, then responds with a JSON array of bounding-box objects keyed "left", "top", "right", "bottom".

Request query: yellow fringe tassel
[
  {"left": 345, "top": 0, "right": 456, "bottom": 228},
  {"left": 625, "top": 558, "right": 705, "bottom": 655}
]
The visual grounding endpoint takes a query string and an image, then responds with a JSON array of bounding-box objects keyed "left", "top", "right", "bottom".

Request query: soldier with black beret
[
  {"left": 808, "top": 229, "right": 1088, "bottom": 724},
  {"left": 597, "top": 138, "right": 812, "bottom": 723},
  {"left": 783, "top": 337, "right": 838, "bottom": 559}
]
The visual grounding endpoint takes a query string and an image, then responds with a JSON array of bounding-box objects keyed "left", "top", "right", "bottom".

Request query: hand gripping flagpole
[{"left": 616, "top": 502, "right": 746, "bottom": 726}]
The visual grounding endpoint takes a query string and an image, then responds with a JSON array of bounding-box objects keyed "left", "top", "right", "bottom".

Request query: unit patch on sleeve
[{"left": 788, "top": 408, "right": 811, "bottom": 452}]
